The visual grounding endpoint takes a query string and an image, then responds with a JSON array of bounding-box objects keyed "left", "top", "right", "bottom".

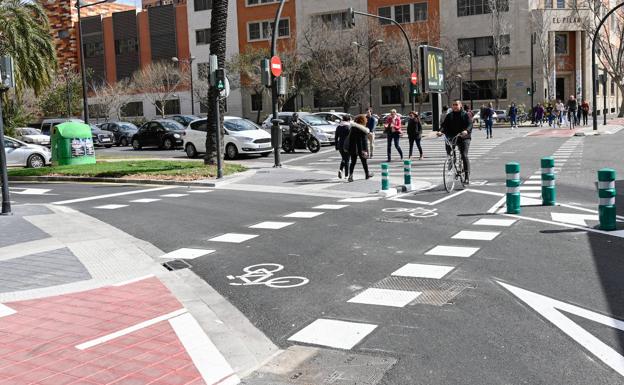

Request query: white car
[
  {"left": 3, "top": 136, "right": 51, "bottom": 168},
  {"left": 472, "top": 110, "right": 498, "bottom": 126},
  {"left": 14, "top": 127, "right": 51, "bottom": 147},
  {"left": 312, "top": 111, "right": 351, "bottom": 125},
  {"left": 184, "top": 116, "right": 273, "bottom": 160},
  {"left": 261, "top": 112, "right": 335, "bottom": 144}
]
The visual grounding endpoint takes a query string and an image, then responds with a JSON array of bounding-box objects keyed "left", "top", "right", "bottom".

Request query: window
[
  {"left": 463, "top": 79, "right": 507, "bottom": 100},
  {"left": 555, "top": 32, "right": 568, "bottom": 55},
  {"left": 545, "top": 0, "right": 553, "bottom": 7},
  {"left": 611, "top": 81, "right": 615, "bottom": 95},
  {"left": 251, "top": 93, "right": 263, "bottom": 111},
  {"left": 557, "top": 0, "right": 565, "bottom": 8},
  {"left": 378, "top": 7, "right": 391, "bottom": 25},
  {"left": 58, "top": 30, "right": 69, "bottom": 39},
  {"left": 121, "top": 102, "right": 144, "bottom": 117},
  {"left": 196, "top": 28, "right": 211, "bottom": 45},
  {"left": 394, "top": 4, "right": 411, "bottom": 24},
  {"left": 246, "top": 0, "right": 281, "bottom": 6},
  {"left": 458, "top": 35, "right": 510, "bottom": 56},
  {"left": 115, "top": 38, "right": 138, "bottom": 55},
  {"left": 381, "top": 85, "right": 402, "bottom": 105},
  {"left": 414, "top": 3, "right": 428, "bottom": 21},
  {"left": 313, "top": 11, "right": 350, "bottom": 30},
  {"left": 194, "top": 0, "right": 212, "bottom": 11},
  {"left": 83, "top": 42, "right": 104, "bottom": 58},
  {"left": 155, "top": 99, "right": 181, "bottom": 115},
  {"left": 248, "top": 19, "right": 289, "bottom": 41},
  {"left": 457, "top": 0, "right": 509, "bottom": 17}
]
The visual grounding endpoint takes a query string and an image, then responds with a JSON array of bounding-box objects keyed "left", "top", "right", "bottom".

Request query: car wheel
[
  {"left": 162, "top": 138, "right": 173, "bottom": 150},
  {"left": 226, "top": 143, "right": 238, "bottom": 160},
  {"left": 132, "top": 139, "right": 142, "bottom": 150},
  {"left": 105, "top": 145, "right": 112, "bottom": 148},
  {"left": 120, "top": 137, "right": 129, "bottom": 146},
  {"left": 27, "top": 154, "right": 45, "bottom": 168},
  {"left": 261, "top": 152, "right": 271, "bottom": 157},
  {"left": 186, "top": 143, "right": 198, "bottom": 158}
]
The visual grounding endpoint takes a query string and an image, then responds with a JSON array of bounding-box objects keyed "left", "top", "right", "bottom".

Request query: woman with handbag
[
  {"left": 347, "top": 115, "right": 373, "bottom": 182},
  {"left": 385, "top": 109, "right": 404, "bottom": 162},
  {"left": 335, "top": 115, "right": 351, "bottom": 179}
]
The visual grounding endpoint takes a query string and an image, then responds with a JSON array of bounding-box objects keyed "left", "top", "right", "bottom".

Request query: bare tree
[
  {"left": 226, "top": 46, "right": 270, "bottom": 123},
  {"left": 90, "top": 79, "right": 132, "bottom": 121},
  {"left": 487, "top": 0, "right": 511, "bottom": 108},
  {"left": 572, "top": 1, "right": 624, "bottom": 117},
  {"left": 530, "top": 10, "right": 555, "bottom": 101},
  {"left": 131, "top": 62, "right": 182, "bottom": 118}
]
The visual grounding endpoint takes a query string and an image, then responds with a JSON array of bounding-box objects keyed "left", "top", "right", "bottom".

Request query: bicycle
[
  {"left": 227, "top": 263, "right": 309, "bottom": 289},
  {"left": 442, "top": 134, "right": 467, "bottom": 193}
]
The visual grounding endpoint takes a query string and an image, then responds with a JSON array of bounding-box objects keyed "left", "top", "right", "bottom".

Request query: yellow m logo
[{"left": 428, "top": 53, "right": 438, "bottom": 81}]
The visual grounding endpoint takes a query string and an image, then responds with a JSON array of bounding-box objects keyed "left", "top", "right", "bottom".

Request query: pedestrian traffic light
[
  {"left": 348, "top": 8, "right": 355, "bottom": 27},
  {"left": 526, "top": 87, "right": 532, "bottom": 95},
  {"left": 410, "top": 83, "right": 420, "bottom": 97},
  {"left": 261, "top": 59, "right": 271, "bottom": 87},
  {"left": 215, "top": 69, "right": 226, "bottom": 91}
]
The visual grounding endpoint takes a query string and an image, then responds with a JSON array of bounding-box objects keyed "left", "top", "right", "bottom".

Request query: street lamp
[
  {"left": 456, "top": 74, "right": 463, "bottom": 101},
  {"left": 75, "top": 0, "right": 116, "bottom": 125},
  {"left": 172, "top": 56, "right": 197, "bottom": 115},
  {"left": 352, "top": 39, "right": 384, "bottom": 109}
]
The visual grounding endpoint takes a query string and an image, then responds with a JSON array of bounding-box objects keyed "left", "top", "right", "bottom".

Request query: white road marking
[
  {"left": 523, "top": 180, "right": 542, "bottom": 185},
  {"left": 425, "top": 245, "right": 480, "bottom": 258},
  {"left": 551, "top": 212, "right": 599, "bottom": 226},
  {"left": 498, "top": 281, "right": 624, "bottom": 378},
  {"left": 529, "top": 175, "right": 541, "bottom": 179},
  {"left": 76, "top": 308, "right": 187, "bottom": 350},
  {"left": 339, "top": 197, "right": 381, "bottom": 203},
  {"left": 473, "top": 218, "right": 517, "bottom": 227},
  {"left": 281, "top": 148, "right": 334, "bottom": 165},
  {"left": 94, "top": 204, "right": 128, "bottom": 210},
  {"left": 0, "top": 304, "right": 16, "bottom": 318},
  {"left": 169, "top": 312, "right": 240, "bottom": 385},
  {"left": 284, "top": 211, "right": 324, "bottom": 218},
  {"left": 391, "top": 263, "right": 454, "bottom": 279},
  {"left": 288, "top": 319, "right": 378, "bottom": 350},
  {"left": 503, "top": 213, "right": 624, "bottom": 239},
  {"left": 452, "top": 230, "right": 500, "bottom": 241},
  {"left": 347, "top": 288, "right": 421, "bottom": 308},
  {"left": 160, "top": 193, "right": 189, "bottom": 198},
  {"left": 130, "top": 198, "right": 161, "bottom": 203},
  {"left": 313, "top": 204, "right": 349, "bottom": 210},
  {"left": 521, "top": 195, "right": 543, "bottom": 203},
  {"left": 160, "top": 248, "right": 215, "bottom": 260},
  {"left": 249, "top": 221, "right": 294, "bottom": 230},
  {"left": 188, "top": 190, "right": 212, "bottom": 193},
  {"left": 209, "top": 233, "right": 259, "bottom": 243},
  {"left": 112, "top": 275, "right": 155, "bottom": 286},
  {"left": 519, "top": 186, "right": 542, "bottom": 191},
  {"left": 12, "top": 188, "right": 51, "bottom": 195},
  {"left": 53, "top": 186, "right": 176, "bottom": 205}
]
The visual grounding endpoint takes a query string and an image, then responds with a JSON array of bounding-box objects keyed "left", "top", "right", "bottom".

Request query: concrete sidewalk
[{"left": 0, "top": 205, "right": 279, "bottom": 385}]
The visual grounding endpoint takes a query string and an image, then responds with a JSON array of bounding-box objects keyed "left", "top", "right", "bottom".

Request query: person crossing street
[{"left": 437, "top": 100, "right": 472, "bottom": 185}]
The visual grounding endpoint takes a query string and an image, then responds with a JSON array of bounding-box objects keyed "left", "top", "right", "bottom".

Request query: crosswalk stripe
[
  {"left": 347, "top": 288, "right": 421, "bottom": 308},
  {"left": 391, "top": 263, "right": 455, "bottom": 279},
  {"left": 288, "top": 319, "right": 378, "bottom": 350}
]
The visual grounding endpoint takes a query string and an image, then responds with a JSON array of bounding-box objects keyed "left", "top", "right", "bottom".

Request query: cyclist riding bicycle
[
  {"left": 437, "top": 100, "right": 472, "bottom": 185},
  {"left": 566, "top": 95, "right": 578, "bottom": 129}
]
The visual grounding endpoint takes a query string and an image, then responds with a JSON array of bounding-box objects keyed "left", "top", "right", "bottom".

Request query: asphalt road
[{"left": 7, "top": 126, "right": 624, "bottom": 384}]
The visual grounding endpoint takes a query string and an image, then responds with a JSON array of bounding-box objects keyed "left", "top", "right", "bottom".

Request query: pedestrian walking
[
  {"left": 384, "top": 109, "right": 403, "bottom": 162},
  {"left": 407, "top": 111, "right": 423, "bottom": 160},
  {"left": 347, "top": 115, "right": 373, "bottom": 182},
  {"left": 366, "top": 107, "right": 377, "bottom": 158},
  {"left": 535, "top": 103, "right": 545, "bottom": 127},
  {"left": 463, "top": 104, "right": 473, "bottom": 120},
  {"left": 440, "top": 105, "right": 450, "bottom": 130},
  {"left": 581, "top": 99, "right": 590, "bottom": 125},
  {"left": 556, "top": 100, "right": 566, "bottom": 125},
  {"left": 566, "top": 95, "right": 578, "bottom": 128},
  {"left": 483, "top": 102, "right": 495, "bottom": 138},
  {"left": 546, "top": 103, "right": 554, "bottom": 127},
  {"left": 335, "top": 115, "right": 351, "bottom": 179},
  {"left": 479, "top": 104, "right": 486, "bottom": 129},
  {"left": 509, "top": 102, "right": 518, "bottom": 129}
]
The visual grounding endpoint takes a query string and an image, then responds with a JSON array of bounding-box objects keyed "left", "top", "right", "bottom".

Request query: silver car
[
  {"left": 3, "top": 136, "right": 51, "bottom": 168},
  {"left": 14, "top": 127, "right": 51, "bottom": 146}
]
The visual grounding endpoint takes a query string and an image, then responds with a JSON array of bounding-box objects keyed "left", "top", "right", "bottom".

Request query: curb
[
  {"left": 574, "top": 131, "right": 600, "bottom": 136},
  {"left": 9, "top": 175, "right": 217, "bottom": 187}
]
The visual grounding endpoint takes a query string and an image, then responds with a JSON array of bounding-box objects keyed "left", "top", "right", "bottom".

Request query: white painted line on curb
[
  {"left": 130, "top": 198, "right": 161, "bottom": 203},
  {"left": 487, "top": 196, "right": 507, "bottom": 214},
  {"left": 112, "top": 275, "right": 155, "bottom": 286},
  {"left": 0, "top": 304, "right": 16, "bottom": 318},
  {"left": 53, "top": 186, "right": 176, "bottom": 205},
  {"left": 250, "top": 221, "right": 294, "bottom": 230},
  {"left": 425, "top": 245, "right": 480, "bottom": 258},
  {"left": 160, "top": 248, "right": 215, "bottom": 260},
  {"left": 76, "top": 308, "right": 187, "bottom": 350},
  {"left": 339, "top": 197, "right": 381, "bottom": 203},
  {"left": 12, "top": 188, "right": 51, "bottom": 195},
  {"left": 452, "top": 230, "right": 500, "bottom": 241},
  {"left": 391, "top": 263, "right": 454, "bottom": 279},
  {"left": 347, "top": 288, "right": 421, "bottom": 308},
  {"left": 170, "top": 312, "right": 240, "bottom": 385},
  {"left": 209, "top": 233, "right": 259, "bottom": 243},
  {"left": 288, "top": 319, "right": 378, "bottom": 350},
  {"left": 160, "top": 193, "right": 189, "bottom": 198},
  {"left": 313, "top": 204, "right": 349, "bottom": 210},
  {"left": 284, "top": 211, "right": 324, "bottom": 218},
  {"left": 94, "top": 204, "right": 128, "bottom": 210}
]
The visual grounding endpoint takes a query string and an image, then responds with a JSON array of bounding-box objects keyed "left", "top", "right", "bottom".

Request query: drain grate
[
  {"left": 162, "top": 259, "right": 192, "bottom": 271},
  {"left": 373, "top": 276, "right": 475, "bottom": 306}
]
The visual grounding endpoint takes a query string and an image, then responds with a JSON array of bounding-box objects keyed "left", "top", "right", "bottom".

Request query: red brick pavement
[
  {"left": 526, "top": 127, "right": 579, "bottom": 137},
  {"left": 0, "top": 278, "right": 210, "bottom": 385}
]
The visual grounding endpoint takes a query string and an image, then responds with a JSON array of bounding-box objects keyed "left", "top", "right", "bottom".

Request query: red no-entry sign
[
  {"left": 270, "top": 56, "right": 282, "bottom": 77},
  {"left": 410, "top": 72, "right": 418, "bottom": 85}
]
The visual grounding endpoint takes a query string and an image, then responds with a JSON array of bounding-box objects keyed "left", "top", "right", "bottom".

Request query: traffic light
[
  {"left": 526, "top": 87, "right": 532, "bottom": 96},
  {"left": 215, "top": 69, "right": 226, "bottom": 91},
  {"left": 261, "top": 59, "right": 271, "bottom": 87},
  {"left": 348, "top": 8, "right": 355, "bottom": 28},
  {"left": 410, "top": 83, "right": 420, "bottom": 99}
]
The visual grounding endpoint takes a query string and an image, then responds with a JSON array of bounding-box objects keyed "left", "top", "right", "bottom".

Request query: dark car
[
  {"left": 171, "top": 115, "right": 200, "bottom": 128},
  {"left": 88, "top": 125, "right": 115, "bottom": 148},
  {"left": 100, "top": 122, "right": 138, "bottom": 146},
  {"left": 131, "top": 120, "right": 185, "bottom": 150}
]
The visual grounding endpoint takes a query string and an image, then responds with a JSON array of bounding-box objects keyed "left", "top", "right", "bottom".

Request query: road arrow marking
[
  {"left": 552, "top": 212, "right": 599, "bottom": 226},
  {"left": 498, "top": 281, "right": 624, "bottom": 377}
]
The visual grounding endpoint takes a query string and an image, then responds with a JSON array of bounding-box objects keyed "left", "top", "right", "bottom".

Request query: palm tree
[
  {"left": 0, "top": 0, "right": 57, "bottom": 94},
  {"left": 204, "top": 0, "right": 228, "bottom": 165}
]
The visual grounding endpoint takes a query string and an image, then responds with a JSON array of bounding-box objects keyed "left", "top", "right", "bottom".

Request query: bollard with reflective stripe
[
  {"left": 403, "top": 160, "right": 412, "bottom": 191},
  {"left": 598, "top": 168, "right": 616, "bottom": 231},
  {"left": 541, "top": 157, "right": 556, "bottom": 206},
  {"left": 506, "top": 162, "right": 521, "bottom": 214},
  {"left": 381, "top": 163, "right": 390, "bottom": 191}
]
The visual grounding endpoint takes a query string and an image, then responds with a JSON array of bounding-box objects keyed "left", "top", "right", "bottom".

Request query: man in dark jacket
[
  {"left": 437, "top": 100, "right": 472, "bottom": 184},
  {"left": 335, "top": 115, "right": 351, "bottom": 179}
]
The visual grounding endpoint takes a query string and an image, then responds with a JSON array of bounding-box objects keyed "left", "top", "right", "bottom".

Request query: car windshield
[
  {"left": 301, "top": 115, "right": 329, "bottom": 126},
  {"left": 161, "top": 121, "right": 184, "bottom": 131},
  {"left": 180, "top": 115, "right": 199, "bottom": 123},
  {"left": 119, "top": 124, "right": 137, "bottom": 131},
  {"left": 224, "top": 119, "right": 259, "bottom": 132},
  {"left": 19, "top": 128, "right": 41, "bottom": 135}
]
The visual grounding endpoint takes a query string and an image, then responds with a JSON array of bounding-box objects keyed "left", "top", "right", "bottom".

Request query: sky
[{"left": 117, "top": 0, "right": 140, "bottom": 8}]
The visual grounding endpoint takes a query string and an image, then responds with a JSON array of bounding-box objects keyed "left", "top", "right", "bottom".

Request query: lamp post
[
  {"left": 172, "top": 56, "right": 197, "bottom": 115},
  {"left": 463, "top": 53, "right": 473, "bottom": 110},
  {"left": 456, "top": 74, "right": 463, "bottom": 101},
  {"left": 75, "top": 0, "right": 116, "bottom": 125},
  {"left": 352, "top": 39, "right": 384, "bottom": 109},
  {"left": 530, "top": 32, "right": 536, "bottom": 111}
]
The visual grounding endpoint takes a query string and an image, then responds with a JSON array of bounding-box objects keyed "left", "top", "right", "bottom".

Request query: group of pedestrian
[{"left": 532, "top": 97, "right": 590, "bottom": 127}]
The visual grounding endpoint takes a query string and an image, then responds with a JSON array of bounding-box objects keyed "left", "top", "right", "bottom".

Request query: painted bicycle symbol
[
  {"left": 227, "top": 264, "right": 309, "bottom": 289},
  {"left": 382, "top": 207, "right": 438, "bottom": 218}
]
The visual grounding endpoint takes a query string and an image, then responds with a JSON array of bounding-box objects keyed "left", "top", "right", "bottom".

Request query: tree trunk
[
  {"left": 619, "top": 84, "right": 624, "bottom": 118},
  {"left": 205, "top": 0, "right": 228, "bottom": 166}
]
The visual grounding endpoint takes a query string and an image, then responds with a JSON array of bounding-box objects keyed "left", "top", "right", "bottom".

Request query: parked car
[
  {"left": 14, "top": 127, "right": 50, "bottom": 147},
  {"left": 261, "top": 112, "right": 335, "bottom": 145},
  {"left": 131, "top": 120, "right": 185, "bottom": 150},
  {"left": 171, "top": 115, "right": 201, "bottom": 128},
  {"left": 420, "top": 111, "right": 433, "bottom": 124},
  {"left": 495, "top": 110, "right": 508, "bottom": 122},
  {"left": 472, "top": 110, "right": 498, "bottom": 126},
  {"left": 40, "top": 118, "right": 84, "bottom": 136},
  {"left": 3, "top": 136, "right": 51, "bottom": 168},
  {"left": 312, "top": 111, "right": 351, "bottom": 125},
  {"left": 184, "top": 117, "right": 273, "bottom": 159},
  {"left": 99, "top": 122, "right": 138, "bottom": 146},
  {"left": 88, "top": 125, "right": 115, "bottom": 148}
]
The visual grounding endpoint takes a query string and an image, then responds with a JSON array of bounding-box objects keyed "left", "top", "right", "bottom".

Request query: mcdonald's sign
[{"left": 419, "top": 45, "right": 445, "bottom": 93}]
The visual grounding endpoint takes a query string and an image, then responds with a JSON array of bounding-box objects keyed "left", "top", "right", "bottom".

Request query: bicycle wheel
[
  {"left": 243, "top": 263, "right": 284, "bottom": 274},
  {"left": 443, "top": 156, "right": 456, "bottom": 193},
  {"left": 265, "top": 276, "right": 309, "bottom": 288},
  {"left": 456, "top": 155, "right": 466, "bottom": 188}
]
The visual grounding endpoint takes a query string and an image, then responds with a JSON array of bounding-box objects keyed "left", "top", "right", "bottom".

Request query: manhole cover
[
  {"left": 162, "top": 259, "right": 192, "bottom": 271},
  {"left": 373, "top": 276, "right": 475, "bottom": 306}
]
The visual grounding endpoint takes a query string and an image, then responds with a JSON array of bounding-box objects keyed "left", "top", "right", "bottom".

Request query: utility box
[{"left": 51, "top": 122, "right": 95, "bottom": 166}]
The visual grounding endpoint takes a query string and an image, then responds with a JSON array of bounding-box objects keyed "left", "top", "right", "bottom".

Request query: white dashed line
[
  {"left": 452, "top": 230, "right": 500, "bottom": 241},
  {"left": 528, "top": 175, "right": 541, "bottom": 179},
  {"left": 391, "top": 263, "right": 455, "bottom": 279},
  {"left": 313, "top": 204, "right": 349, "bottom": 210},
  {"left": 53, "top": 186, "right": 176, "bottom": 205},
  {"left": 347, "top": 288, "right": 421, "bottom": 308},
  {"left": 523, "top": 180, "right": 542, "bottom": 185},
  {"left": 473, "top": 218, "right": 517, "bottom": 227},
  {"left": 94, "top": 204, "right": 128, "bottom": 210},
  {"left": 425, "top": 245, "right": 480, "bottom": 258},
  {"left": 12, "top": 188, "right": 51, "bottom": 195},
  {"left": 188, "top": 190, "right": 212, "bottom": 193},
  {"left": 160, "top": 194, "right": 189, "bottom": 198},
  {"left": 288, "top": 319, "right": 378, "bottom": 350},
  {"left": 160, "top": 248, "right": 215, "bottom": 260},
  {"left": 130, "top": 198, "right": 161, "bottom": 203},
  {"left": 339, "top": 197, "right": 381, "bottom": 203},
  {"left": 284, "top": 211, "right": 324, "bottom": 218},
  {"left": 208, "top": 233, "right": 259, "bottom": 243},
  {"left": 249, "top": 221, "right": 295, "bottom": 229},
  {"left": 519, "top": 186, "right": 542, "bottom": 191}
]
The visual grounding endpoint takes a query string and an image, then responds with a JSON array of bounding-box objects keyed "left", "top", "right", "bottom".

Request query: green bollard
[
  {"left": 506, "top": 162, "right": 521, "bottom": 214},
  {"left": 541, "top": 157, "right": 556, "bottom": 206},
  {"left": 381, "top": 163, "right": 390, "bottom": 191},
  {"left": 598, "top": 168, "right": 617, "bottom": 231},
  {"left": 403, "top": 160, "right": 412, "bottom": 190}
]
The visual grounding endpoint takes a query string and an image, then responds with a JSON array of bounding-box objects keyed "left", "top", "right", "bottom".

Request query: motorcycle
[{"left": 281, "top": 122, "right": 321, "bottom": 153}]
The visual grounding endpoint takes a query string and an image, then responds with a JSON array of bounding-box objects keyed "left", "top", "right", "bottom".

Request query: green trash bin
[{"left": 51, "top": 122, "right": 96, "bottom": 166}]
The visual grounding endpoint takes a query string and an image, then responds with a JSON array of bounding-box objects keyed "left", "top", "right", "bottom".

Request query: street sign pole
[
  {"left": 0, "top": 87, "right": 11, "bottom": 215},
  {"left": 270, "top": 0, "right": 287, "bottom": 168}
]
